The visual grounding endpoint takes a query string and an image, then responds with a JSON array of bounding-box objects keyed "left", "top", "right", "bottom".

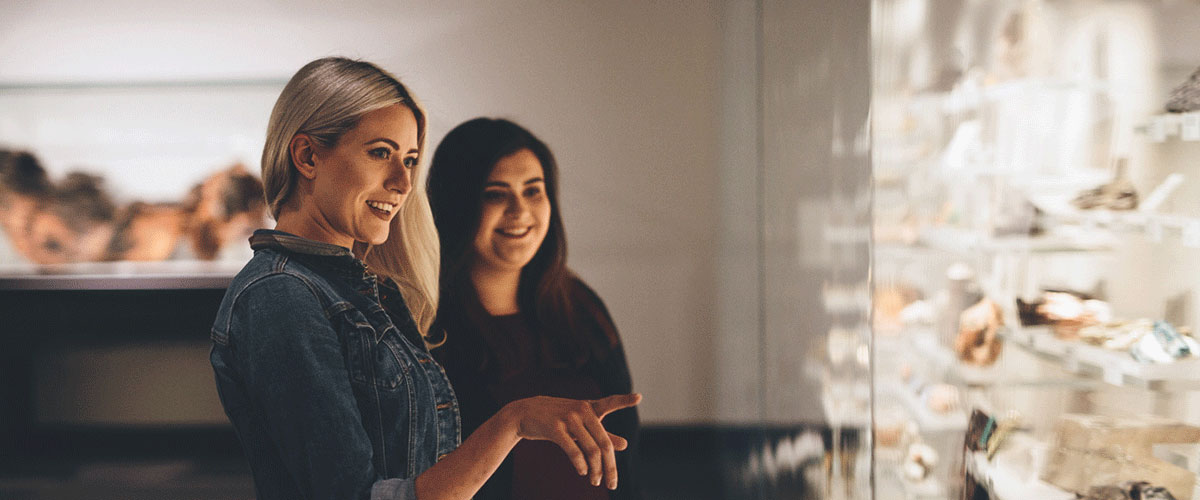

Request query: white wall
[{"left": 0, "top": 0, "right": 725, "bottom": 423}]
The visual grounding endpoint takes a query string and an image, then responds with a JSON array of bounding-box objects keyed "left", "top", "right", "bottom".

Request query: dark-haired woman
[{"left": 428, "top": 118, "right": 642, "bottom": 500}]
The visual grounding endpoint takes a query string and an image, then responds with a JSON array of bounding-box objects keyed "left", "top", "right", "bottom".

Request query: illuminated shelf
[
  {"left": 916, "top": 226, "right": 1113, "bottom": 255},
  {"left": 1136, "top": 112, "right": 1200, "bottom": 142},
  {"left": 1003, "top": 326, "right": 1200, "bottom": 391},
  {"left": 965, "top": 434, "right": 1074, "bottom": 500},
  {"left": 881, "top": 381, "right": 967, "bottom": 433},
  {"left": 0, "top": 260, "right": 245, "bottom": 290},
  {"left": 907, "top": 78, "right": 1111, "bottom": 116},
  {"left": 894, "top": 466, "right": 948, "bottom": 500},
  {"left": 908, "top": 330, "right": 1002, "bottom": 387},
  {"left": 1047, "top": 208, "right": 1200, "bottom": 248},
  {"left": 892, "top": 209, "right": 1200, "bottom": 259}
]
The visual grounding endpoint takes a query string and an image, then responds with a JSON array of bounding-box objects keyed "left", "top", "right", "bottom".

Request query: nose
[
  {"left": 385, "top": 159, "right": 412, "bottom": 195},
  {"left": 505, "top": 192, "right": 530, "bottom": 220}
]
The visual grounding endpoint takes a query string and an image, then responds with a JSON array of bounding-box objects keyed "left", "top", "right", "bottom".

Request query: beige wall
[{"left": 0, "top": 0, "right": 726, "bottom": 423}]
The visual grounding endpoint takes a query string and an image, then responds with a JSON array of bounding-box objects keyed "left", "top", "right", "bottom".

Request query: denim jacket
[{"left": 210, "top": 230, "right": 460, "bottom": 500}]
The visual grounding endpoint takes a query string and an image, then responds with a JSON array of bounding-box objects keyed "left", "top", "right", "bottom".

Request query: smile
[
  {"left": 366, "top": 200, "right": 396, "bottom": 216},
  {"left": 496, "top": 226, "right": 532, "bottom": 238}
]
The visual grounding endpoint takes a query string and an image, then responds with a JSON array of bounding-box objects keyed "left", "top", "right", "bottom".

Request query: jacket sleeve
[{"left": 228, "top": 273, "right": 417, "bottom": 500}]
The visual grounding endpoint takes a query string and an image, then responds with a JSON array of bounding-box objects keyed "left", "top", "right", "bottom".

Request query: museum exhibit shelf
[
  {"left": 964, "top": 433, "right": 1075, "bottom": 500},
  {"left": 872, "top": 2, "right": 1200, "bottom": 499},
  {"left": 882, "top": 380, "right": 968, "bottom": 433},
  {"left": 0, "top": 261, "right": 242, "bottom": 290},
  {"left": 965, "top": 430, "right": 1200, "bottom": 500},
  {"left": 907, "top": 330, "right": 1001, "bottom": 388},
  {"left": 1001, "top": 326, "right": 1200, "bottom": 391},
  {"left": 1137, "top": 112, "right": 1200, "bottom": 142},
  {"left": 893, "top": 468, "right": 948, "bottom": 500}
]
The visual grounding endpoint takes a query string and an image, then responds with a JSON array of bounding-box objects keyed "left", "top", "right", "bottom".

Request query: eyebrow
[
  {"left": 364, "top": 138, "right": 398, "bottom": 149},
  {"left": 364, "top": 138, "right": 418, "bottom": 155},
  {"left": 485, "top": 177, "right": 545, "bottom": 188}
]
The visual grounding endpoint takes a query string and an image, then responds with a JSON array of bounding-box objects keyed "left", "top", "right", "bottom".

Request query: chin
[
  {"left": 500, "top": 254, "right": 537, "bottom": 270},
  {"left": 357, "top": 229, "right": 389, "bottom": 247}
]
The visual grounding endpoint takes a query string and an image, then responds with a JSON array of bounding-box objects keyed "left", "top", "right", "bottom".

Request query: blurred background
[
  {"left": 872, "top": 1, "right": 1200, "bottom": 500},
  {"left": 0, "top": 0, "right": 870, "bottom": 499}
]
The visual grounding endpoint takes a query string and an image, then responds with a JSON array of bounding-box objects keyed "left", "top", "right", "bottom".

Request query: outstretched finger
[
  {"left": 609, "top": 432, "right": 629, "bottom": 451},
  {"left": 550, "top": 428, "right": 588, "bottom": 477},
  {"left": 568, "top": 417, "right": 604, "bottom": 487},
  {"left": 591, "top": 393, "right": 642, "bottom": 419},
  {"left": 581, "top": 414, "right": 619, "bottom": 490}
]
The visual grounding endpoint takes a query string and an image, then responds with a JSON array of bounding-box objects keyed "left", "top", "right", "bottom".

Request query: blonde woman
[{"left": 209, "top": 57, "right": 640, "bottom": 500}]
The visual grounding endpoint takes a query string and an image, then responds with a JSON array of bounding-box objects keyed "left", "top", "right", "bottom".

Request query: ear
[{"left": 289, "top": 134, "right": 319, "bottom": 180}]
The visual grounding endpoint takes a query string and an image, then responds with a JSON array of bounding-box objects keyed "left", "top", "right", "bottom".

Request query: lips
[
  {"left": 496, "top": 226, "right": 532, "bottom": 238},
  {"left": 366, "top": 200, "right": 397, "bottom": 218}
]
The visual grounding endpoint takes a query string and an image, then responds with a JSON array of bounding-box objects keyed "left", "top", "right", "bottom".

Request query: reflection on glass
[{"left": 742, "top": 0, "right": 875, "bottom": 497}]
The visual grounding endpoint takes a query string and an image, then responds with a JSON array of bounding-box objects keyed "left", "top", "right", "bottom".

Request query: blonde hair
[{"left": 261, "top": 57, "right": 440, "bottom": 338}]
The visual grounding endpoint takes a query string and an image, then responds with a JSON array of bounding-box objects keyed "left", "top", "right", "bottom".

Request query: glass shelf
[
  {"left": 965, "top": 433, "right": 1075, "bottom": 500},
  {"left": 908, "top": 330, "right": 1002, "bottom": 387},
  {"left": 0, "top": 260, "right": 244, "bottom": 290},
  {"left": 1003, "top": 326, "right": 1200, "bottom": 392},
  {"left": 881, "top": 380, "right": 968, "bottom": 433},
  {"left": 1136, "top": 112, "right": 1200, "bottom": 142},
  {"left": 915, "top": 226, "right": 1116, "bottom": 256},
  {"left": 906, "top": 78, "right": 1112, "bottom": 116}
]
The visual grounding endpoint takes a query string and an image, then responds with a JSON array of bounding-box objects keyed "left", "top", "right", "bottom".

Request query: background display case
[
  {"left": 872, "top": 1, "right": 1200, "bottom": 499},
  {"left": 0, "top": 79, "right": 282, "bottom": 498},
  {"left": 0, "top": 79, "right": 280, "bottom": 275}
]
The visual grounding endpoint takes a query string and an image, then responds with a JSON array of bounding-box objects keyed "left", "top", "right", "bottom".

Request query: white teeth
[
  {"left": 498, "top": 227, "right": 530, "bottom": 237},
  {"left": 366, "top": 201, "right": 395, "bottom": 213}
]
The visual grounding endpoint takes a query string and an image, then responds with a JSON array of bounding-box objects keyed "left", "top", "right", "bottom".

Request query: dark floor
[
  {"left": 0, "top": 289, "right": 844, "bottom": 499},
  {"left": 0, "top": 425, "right": 837, "bottom": 499}
]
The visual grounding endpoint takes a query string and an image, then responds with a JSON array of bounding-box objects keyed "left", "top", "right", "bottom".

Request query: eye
[
  {"left": 403, "top": 156, "right": 418, "bottom": 169},
  {"left": 523, "top": 186, "right": 543, "bottom": 197},
  {"left": 482, "top": 190, "right": 507, "bottom": 202},
  {"left": 368, "top": 147, "right": 392, "bottom": 160}
]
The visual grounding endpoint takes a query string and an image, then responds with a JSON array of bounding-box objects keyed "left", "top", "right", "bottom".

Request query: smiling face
[
  {"left": 301, "top": 105, "right": 420, "bottom": 248},
  {"left": 471, "top": 148, "right": 551, "bottom": 275}
]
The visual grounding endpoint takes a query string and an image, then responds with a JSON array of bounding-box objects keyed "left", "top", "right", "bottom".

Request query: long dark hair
[{"left": 427, "top": 118, "right": 613, "bottom": 373}]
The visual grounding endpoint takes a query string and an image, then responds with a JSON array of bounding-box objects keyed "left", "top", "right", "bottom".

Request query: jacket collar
[
  {"left": 249, "top": 229, "right": 354, "bottom": 257},
  {"left": 249, "top": 229, "right": 376, "bottom": 289}
]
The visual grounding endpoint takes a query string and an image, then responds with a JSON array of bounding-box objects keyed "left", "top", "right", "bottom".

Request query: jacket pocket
[{"left": 339, "top": 312, "right": 410, "bottom": 391}]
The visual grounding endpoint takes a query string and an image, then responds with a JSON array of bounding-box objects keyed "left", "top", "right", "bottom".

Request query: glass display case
[
  {"left": 872, "top": 1, "right": 1200, "bottom": 499},
  {"left": 0, "top": 78, "right": 282, "bottom": 281},
  {"left": 0, "top": 78, "right": 284, "bottom": 498}
]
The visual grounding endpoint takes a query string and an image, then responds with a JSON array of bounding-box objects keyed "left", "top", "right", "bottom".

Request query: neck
[
  {"left": 471, "top": 264, "right": 521, "bottom": 316},
  {"left": 274, "top": 205, "right": 353, "bottom": 250}
]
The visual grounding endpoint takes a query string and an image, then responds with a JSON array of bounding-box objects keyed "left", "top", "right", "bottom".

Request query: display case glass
[
  {"left": 0, "top": 79, "right": 285, "bottom": 289},
  {"left": 872, "top": 1, "right": 1200, "bottom": 499},
  {"left": 0, "top": 79, "right": 287, "bottom": 498}
]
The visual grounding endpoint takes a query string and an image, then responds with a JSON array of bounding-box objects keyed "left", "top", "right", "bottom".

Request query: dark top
[
  {"left": 434, "top": 279, "right": 642, "bottom": 500},
  {"left": 210, "top": 229, "right": 459, "bottom": 500}
]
